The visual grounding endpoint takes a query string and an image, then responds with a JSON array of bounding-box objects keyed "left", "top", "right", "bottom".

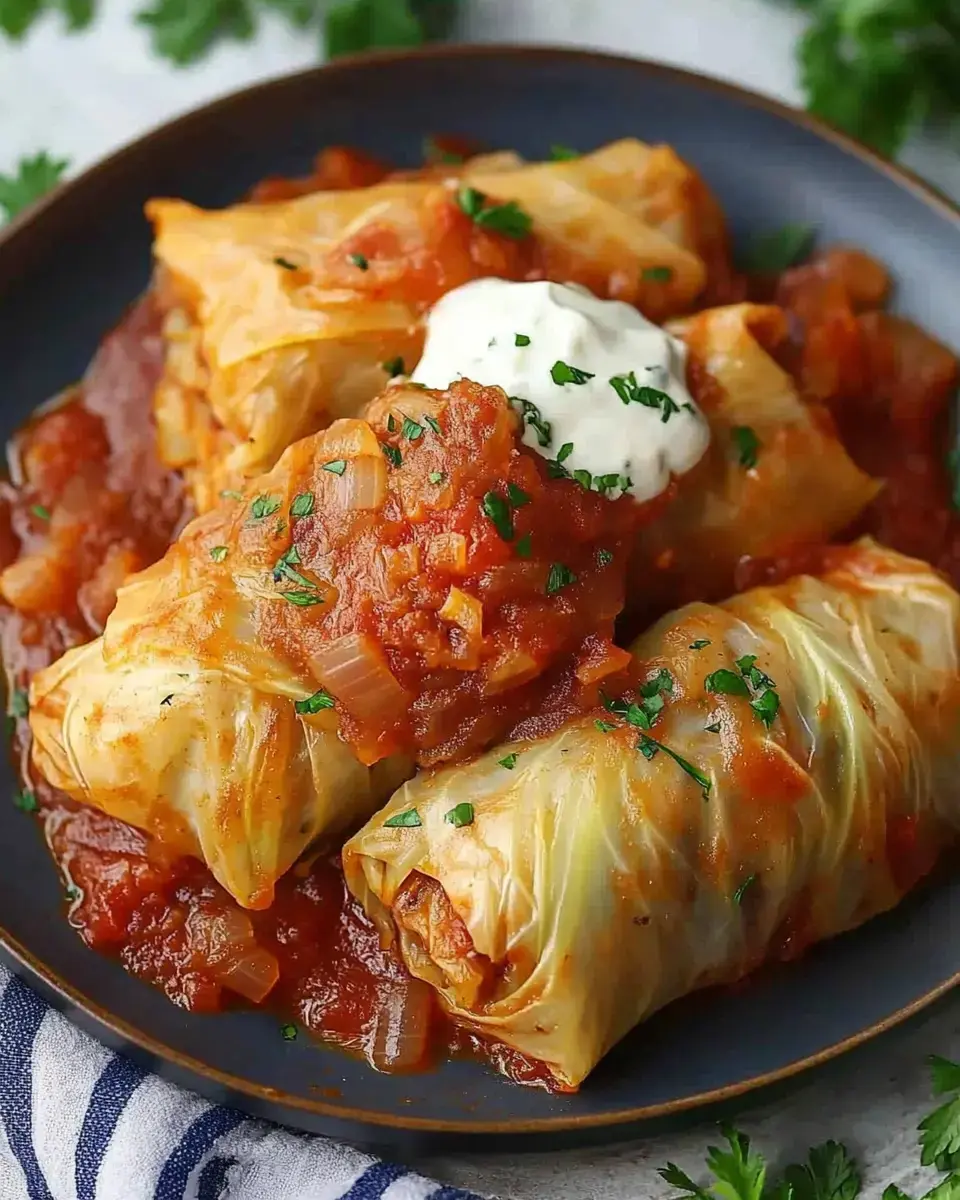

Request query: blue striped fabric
[{"left": 0, "top": 967, "right": 489, "bottom": 1200}]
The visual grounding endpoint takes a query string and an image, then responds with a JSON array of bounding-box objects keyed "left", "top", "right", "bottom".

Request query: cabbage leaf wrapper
[
  {"left": 343, "top": 540, "right": 960, "bottom": 1087},
  {"left": 29, "top": 380, "right": 651, "bottom": 908},
  {"left": 149, "top": 139, "right": 715, "bottom": 510}
]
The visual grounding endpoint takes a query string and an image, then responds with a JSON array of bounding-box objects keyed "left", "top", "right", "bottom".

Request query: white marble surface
[{"left": 2, "top": 2, "right": 960, "bottom": 1198}]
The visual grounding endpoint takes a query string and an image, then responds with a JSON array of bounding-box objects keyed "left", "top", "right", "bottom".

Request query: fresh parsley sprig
[{"left": 0, "top": 153, "right": 69, "bottom": 223}]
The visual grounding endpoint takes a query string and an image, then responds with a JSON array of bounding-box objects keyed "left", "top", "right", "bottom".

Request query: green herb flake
[
  {"left": 515, "top": 333, "right": 531, "bottom": 347},
  {"left": 382, "top": 356, "right": 405, "bottom": 377},
  {"left": 65, "top": 885, "right": 80, "bottom": 902},
  {"left": 455, "top": 186, "right": 532, "bottom": 239},
  {"left": 750, "top": 688, "right": 781, "bottom": 728},
  {"left": 556, "top": 442, "right": 574, "bottom": 463},
  {"left": 381, "top": 442, "right": 402, "bottom": 468},
  {"left": 250, "top": 494, "right": 281, "bottom": 521},
  {"left": 736, "top": 654, "right": 776, "bottom": 691},
  {"left": 30, "top": 503, "right": 51, "bottom": 521},
  {"left": 295, "top": 689, "right": 335, "bottom": 715},
  {"left": 444, "top": 802, "right": 475, "bottom": 828},
  {"left": 384, "top": 807, "right": 422, "bottom": 828},
  {"left": 546, "top": 562, "right": 577, "bottom": 596},
  {"left": 689, "top": 639, "right": 711, "bottom": 650},
  {"left": 209, "top": 545, "right": 229, "bottom": 563},
  {"left": 733, "top": 873, "right": 757, "bottom": 905},
  {"left": 281, "top": 590, "right": 324, "bottom": 607},
  {"left": 506, "top": 482, "right": 531, "bottom": 508},
  {"left": 609, "top": 371, "right": 680, "bottom": 422},
  {"left": 10, "top": 689, "right": 29, "bottom": 719},
  {"left": 280, "top": 1023, "right": 298, "bottom": 1042},
  {"left": 424, "top": 414, "right": 442, "bottom": 437},
  {"left": 497, "top": 753, "right": 519, "bottom": 770},
  {"left": 573, "top": 468, "right": 593, "bottom": 491},
  {"left": 515, "top": 532, "right": 533, "bottom": 559},
  {"left": 290, "top": 492, "right": 315, "bottom": 519},
  {"left": 322, "top": 460, "right": 347, "bottom": 476},
  {"left": 348, "top": 251, "right": 369, "bottom": 270},
  {"left": 387, "top": 414, "right": 398, "bottom": 434},
  {"left": 160, "top": 694, "right": 174, "bottom": 706},
  {"left": 641, "top": 266, "right": 674, "bottom": 283},
  {"left": 0, "top": 153, "right": 69, "bottom": 223},
  {"left": 641, "top": 737, "right": 712, "bottom": 798},
  {"left": 731, "top": 425, "right": 761, "bottom": 469},
  {"left": 428, "top": 471, "right": 446, "bottom": 485},
  {"left": 705, "top": 722, "right": 722, "bottom": 734},
  {"left": 704, "top": 669, "right": 751, "bottom": 698},
  {"left": 744, "top": 223, "right": 815, "bottom": 274},
  {"left": 274, "top": 256, "right": 299, "bottom": 271},
  {"left": 482, "top": 491, "right": 514, "bottom": 541},
  {"left": 14, "top": 789, "right": 38, "bottom": 813},
  {"left": 400, "top": 415, "right": 424, "bottom": 441},
  {"left": 597, "top": 548, "right": 613, "bottom": 567},
  {"left": 595, "top": 719, "right": 618, "bottom": 733},
  {"left": 639, "top": 669, "right": 674, "bottom": 699},
  {"left": 551, "top": 360, "right": 594, "bottom": 387},
  {"left": 550, "top": 144, "right": 579, "bottom": 161},
  {"left": 511, "top": 396, "right": 552, "bottom": 448}
]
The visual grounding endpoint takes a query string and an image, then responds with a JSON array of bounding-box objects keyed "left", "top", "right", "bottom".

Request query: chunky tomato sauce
[{"left": 2, "top": 149, "right": 958, "bottom": 1092}]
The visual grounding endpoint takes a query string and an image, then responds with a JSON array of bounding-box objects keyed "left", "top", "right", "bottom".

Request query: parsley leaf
[
  {"left": 280, "top": 1022, "right": 298, "bottom": 1041},
  {"left": 136, "top": 0, "right": 257, "bottom": 66},
  {"left": 322, "top": 460, "right": 347, "bottom": 476},
  {"left": 0, "top": 0, "right": 93, "bottom": 38},
  {"left": 733, "top": 874, "right": 757, "bottom": 905},
  {"left": 497, "top": 753, "right": 519, "bottom": 770},
  {"left": 750, "top": 689, "right": 781, "bottom": 728},
  {"left": 295, "top": 688, "right": 334, "bottom": 715},
  {"left": 609, "top": 371, "right": 680, "bottom": 422},
  {"left": 515, "top": 532, "right": 532, "bottom": 559},
  {"left": 690, "top": 639, "right": 711, "bottom": 650},
  {"left": 0, "top": 152, "right": 69, "bottom": 222},
  {"left": 507, "top": 482, "right": 530, "bottom": 508},
  {"left": 251, "top": 494, "right": 281, "bottom": 520},
  {"left": 382, "top": 356, "right": 405, "bottom": 377},
  {"left": 326, "top": 0, "right": 429, "bottom": 59},
  {"left": 10, "top": 689, "right": 29, "bottom": 719},
  {"left": 348, "top": 251, "right": 369, "bottom": 269},
  {"left": 779, "top": 1141, "right": 862, "bottom": 1200},
  {"left": 931, "top": 1057, "right": 960, "bottom": 1097},
  {"left": 511, "top": 396, "right": 552, "bottom": 448},
  {"left": 550, "top": 144, "right": 579, "bottom": 160},
  {"left": 400, "top": 415, "right": 424, "bottom": 441},
  {"left": 384, "top": 807, "right": 421, "bottom": 828},
  {"left": 209, "top": 545, "right": 229, "bottom": 563},
  {"left": 551, "top": 360, "right": 594, "bottom": 386},
  {"left": 921, "top": 1092, "right": 960, "bottom": 1169},
  {"left": 444, "top": 802, "right": 474, "bottom": 827},
  {"left": 482, "top": 491, "right": 514, "bottom": 542},
  {"left": 743, "top": 223, "right": 815, "bottom": 274},
  {"left": 381, "top": 442, "right": 402, "bottom": 468},
  {"left": 705, "top": 668, "right": 750, "bottom": 697},
  {"left": 642, "top": 265, "right": 674, "bottom": 282},
  {"left": 455, "top": 185, "right": 533, "bottom": 239},
  {"left": 290, "top": 492, "right": 315, "bottom": 518},
  {"left": 732, "top": 425, "right": 761, "bottom": 469},
  {"left": 546, "top": 562, "right": 577, "bottom": 595}
]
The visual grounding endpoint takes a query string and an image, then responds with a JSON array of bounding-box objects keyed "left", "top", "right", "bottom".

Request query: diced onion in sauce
[
  {"left": 426, "top": 532, "right": 468, "bottom": 574},
  {"left": 438, "top": 586, "right": 483, "bottom": 640},
  {"left": 311, "top": 632, "right": 407, "bottom": 721},
  {"left": 336, "top": 455, "right": 387, "bottom": 511},
  {"left": 365, "top": 979, "right": 435, "bottom": 1074}
]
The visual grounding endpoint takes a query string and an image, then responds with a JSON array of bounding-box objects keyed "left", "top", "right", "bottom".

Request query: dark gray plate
[{"left": 1, "top": 46, "right": 959, "bottom": 1149}]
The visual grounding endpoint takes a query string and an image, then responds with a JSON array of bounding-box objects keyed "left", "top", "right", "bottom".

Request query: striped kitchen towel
[{"left": 0, "top": 967, "right": 487, "bottom": 1200}]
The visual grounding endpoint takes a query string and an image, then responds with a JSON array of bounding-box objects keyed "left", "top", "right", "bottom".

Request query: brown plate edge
[{"left": 0, "top": 43, "right": 959, "bottom": 1136}]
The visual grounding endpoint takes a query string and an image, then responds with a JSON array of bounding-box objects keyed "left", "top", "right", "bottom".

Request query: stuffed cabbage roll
[
  {"left": 343, "top": 540, "right": 960, "bottom": 1087},
  {"left": 149, "top": 139, "right": 714, "bottom": 509},
  {"left": 629, "top": 303, "right": 879, "bottom": 615},
  {"left": 29, "top": 379, "right": 653, "bottom": 907}
]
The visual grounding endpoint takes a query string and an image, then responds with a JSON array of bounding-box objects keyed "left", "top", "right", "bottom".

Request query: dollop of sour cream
[{"left": 410, "top": 278, "right": 710, "bottom": 504}]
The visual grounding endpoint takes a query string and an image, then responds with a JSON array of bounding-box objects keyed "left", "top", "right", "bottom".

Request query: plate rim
[{"left": 2, "top": 42, "right": 960, "bottom": 1136}]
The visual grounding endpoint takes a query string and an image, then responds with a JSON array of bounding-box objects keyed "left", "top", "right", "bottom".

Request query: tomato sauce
[{"left": 2, "top": 153, "right": 959, "bottom": 1091}]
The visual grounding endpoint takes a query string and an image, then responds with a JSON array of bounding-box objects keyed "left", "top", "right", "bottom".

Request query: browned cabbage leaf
[
  {"left": 344, "top": 540, "right": 960, "bottom": 1087},
  {"left": 149, "top": 139, "right": 714, "bottom": 511},
  {"left": 630, "top": 303, "right": 880, "bottom": 614}
]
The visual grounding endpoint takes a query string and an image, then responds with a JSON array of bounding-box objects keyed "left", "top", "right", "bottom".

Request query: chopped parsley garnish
[
  {"left": 556, "top": 442, "right": 574, "bottom": 463},
  {"left": 160, "top": 694, "right": 174, "bottom": 706},
  {"left": 640, "top": 737, "right": 712, "bottom": 798},
  {"left": 497, "top": 753, "right": 519, "bottom": 770},
  {"left": 515, "top": 533, "right": 532, "bottom": 559},
  {"left": 595, "top": 719, "right": 618, "bottom": 733},
  {"left": 751, "top": 688, "right": 781, "bottom": 728},
  {"left": 704, "top": 669, "right": 751, "bottom": 697},
  {"left": 444, "top": 802, "right": 475, "bottom": 828},
  {"left": 381, "top": 442, "right": 402, "bottom": 468},
  {"left": 11, "top": 689, "right": 28, "bottom": 719},
  {"left": 295, "top": 689, "right": 335, "bottom": 715},
  {"left": 273, "top": 544, "right": 316, "bottom": 591},
  {"left": 705, "top": 721, "right": 722, "bottom": 733},
  {"left": 743, "top": 224, "right": 815, "bottom": 275},
  {"left": 640, "top": 669, "right": 674, "bottom": 698},
  {"left": 424, "top": 414, "right": 442, "bottom": 437},
  {"left": 551, "top": 361, "right": 595, "bottom": 386},
  {"left": 30, "top": 504, "right": 50, "bottom": 521},
  {"left": 689, "top": 639, "right": 711, "bottom": 650},
  {"left": 597, "top": 548, "right": 613, "bottom": 567},
  {"left": 733, "top": 873, "right": 757, "bottom": 905},
  {"left": 280, "top": 1023, "right": 298, "bottom": 1042},
  {"left": 455, "top": 186, "right": 533, "bottom": 239},
  {"left": 515, "top": 333, "right": 531, "bottom": 347},
  {"left": 274, "top": 256, "right": 298, "bottom": 271},
  {"left": 209, "top": 545, "right": 229, "bottom": 563},
  {"left": 546, "top": 562, "right": 577, "bottom": 595},
  {"left": 573, "top": 469, "right": 592, "bottom": 491},
  {"left": 221, "top": 489, "right": 243, "bottom": 501},
  {"left": 428, "top": 471, "right": 446, "bottom": 485},
  {"left": 65, "top": 885, "right": 80, "bottom": 901},
  {"left": 609, "top": 372, "right": 680, "bottom": 423},
  {"left": 322, "top": 460, "right": 347, "bottom": 475},
  {"left": 400, "top": 415, "right": 424, "bottom": 441},
  {"left": 482, "top": 491, "right": 514, "bottom": 541},
  {"left": 250, "top": 494, "right": 281, "bottom": 520},
  {"left": 641, "top": 266, "right": 673, "bottom": 283},
  {"left": 382, "top": 356, "right": 405, "bottom": 377},
  {"left": 290, "top": 492, "right": 315, "bottom": 519},
  {"left": 507, "top": 482, "right": 531, "bottom": 508},
  {"left": 387, "top": 414, "right": 398, "bottom": 433},
  {"left": 281, "top": 590, "right": 324, "bottom": 607},
  {"left": 14, "top": 789, "right": 37, "bottom": 813},
  {"left": 385, "top": 807, "right": 422, "bottom": 828},
  {"left": 735, "top": 654, "right": 776, "bottom": 691},
  {"left": 511, "top": 396, "right": 552, "bottom": 447},
  {"left": 732, "top": 425, "right": 761, "bottom": 469},
  {"left": 550, "top": 144, "right": 579, "bottom": 160},
  {"left": 348, "top": 252, "right": 369, "bottom": 270}
]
